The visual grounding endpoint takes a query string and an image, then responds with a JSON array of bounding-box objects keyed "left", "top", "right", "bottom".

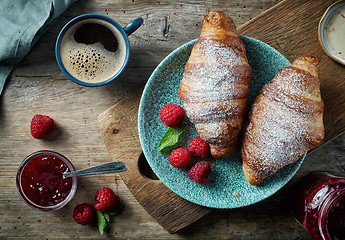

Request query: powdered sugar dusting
[
  {"left": 245, "top": 98, "right": 309, "bottom": 175},
  {"left": 178, "top": 36, "right": 251, "bottom": 156},
  {"left": 185, "top": 39, "right": 246, "bottom": 91},
  {"left": 272, "top": 67, "right": 318, "bottom": 101},
  {"left": 242, "top": 57, "right": 323, "bottom": 179}
]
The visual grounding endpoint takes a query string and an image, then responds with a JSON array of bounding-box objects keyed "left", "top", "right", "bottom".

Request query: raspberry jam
[
  {"left": 16, "top": 151, "right": 77, "bottom": 211},
  {"left": 290, "top": 171, "right": 345, "bottom": 240}
]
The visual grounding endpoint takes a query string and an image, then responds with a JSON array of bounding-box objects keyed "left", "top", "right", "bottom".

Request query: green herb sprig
[
  {"left": 97, "top": 203, "right": 124, "bottom": 235},
  {"left": 157, "top": 124, "right": 186, "bottom": 152}
]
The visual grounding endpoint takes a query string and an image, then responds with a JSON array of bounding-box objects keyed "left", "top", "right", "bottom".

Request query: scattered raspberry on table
[
  {"left": 94, "top": 187, "right": 119, "bottom": 212},
  {"left": 159, "top": 104, "right": 185, "bottom": 128},
  {"left": 30, "top": 114, "right": 54, "bottom": 139},
  {"left": 73, "top": 203, "right": 95, "bottom": 225},
  {"left": 168, "top": 147, "right": 192, "bottom": 169},
  {"left": 188, "top": 161, "right": 211, "bottom": 184},
  {"left": 188, "top": 136, "right": 210, "bottom": 158}
]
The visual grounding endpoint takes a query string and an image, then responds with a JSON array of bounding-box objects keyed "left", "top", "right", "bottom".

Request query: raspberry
[
  {"left": 188, "top": 136, "right": 210, "bottom": 158},
  {"left": 73, "top": 203, "right": 95, "bottom": 225},
  {"left": 160, "top": 104, "right": 185, "bottom": 128},
  {"left": 30, "top": 114, "right": 54, "bottom": 139},
  {"left": 168, "top": 147, "right": 192, "bottom": 169},
  {"left": 187, "top": 161, "right": 211, "bottom": 184},
  {"left": 94, "top": 187, "right": 119, "bottom": 212}
]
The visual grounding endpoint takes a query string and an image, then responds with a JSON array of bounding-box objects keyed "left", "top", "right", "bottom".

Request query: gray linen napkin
[{"left": 0, "top": 0, "right": 74, "bottom": 96}]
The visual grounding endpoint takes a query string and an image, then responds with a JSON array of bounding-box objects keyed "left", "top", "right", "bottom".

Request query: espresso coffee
[{"left": 60, "top": 18, "right": 126, "bottom": 83}]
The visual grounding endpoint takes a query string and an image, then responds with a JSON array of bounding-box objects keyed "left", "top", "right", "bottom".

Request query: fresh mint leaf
[
  {"left": 96, "top": 210, "right": 106, "bottom": 235},
  {"left": 157, "top": 125, "right": 185, "bottom": 152},
  {"left": 103, "top": 212, "right": 110, "bottom": 222},
  {"left": 96, "top": 203, "right": 125, "bottom": 235}
]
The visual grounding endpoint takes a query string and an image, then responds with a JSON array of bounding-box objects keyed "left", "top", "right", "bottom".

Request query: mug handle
[{"left": 123, "top": 17, "right": 143, "bottom": 36}]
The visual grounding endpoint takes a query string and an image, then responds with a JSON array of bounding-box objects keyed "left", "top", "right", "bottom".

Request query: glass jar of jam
[
  {"left": 16, "top": 150, "right": 77, "bottom": 211},
  {"left": 291, "top": 171, "right": 345, "bottom": 240}
]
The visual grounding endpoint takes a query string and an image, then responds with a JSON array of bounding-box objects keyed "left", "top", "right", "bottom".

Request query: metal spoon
[{"left": 63, "top": 161, "right": 127, "bottom": 178}]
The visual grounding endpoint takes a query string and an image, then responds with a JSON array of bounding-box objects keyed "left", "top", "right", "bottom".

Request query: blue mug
[{"left": 55, "top": 14, "right": 143, "bottom": 87}]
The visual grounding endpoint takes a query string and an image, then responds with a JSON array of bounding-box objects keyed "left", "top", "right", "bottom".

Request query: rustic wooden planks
[{"left": 98, "top": 0, "right": 345, "bottom": 233}]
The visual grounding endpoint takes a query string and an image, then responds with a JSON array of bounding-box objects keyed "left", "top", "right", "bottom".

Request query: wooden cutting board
[{"left": 98, "top": 0, "right": 345, "bottom": 233}]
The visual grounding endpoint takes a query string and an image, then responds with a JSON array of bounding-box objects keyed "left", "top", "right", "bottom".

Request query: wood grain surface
[{"left": 1, "top": 0, "right": 344, "bottom": 239}]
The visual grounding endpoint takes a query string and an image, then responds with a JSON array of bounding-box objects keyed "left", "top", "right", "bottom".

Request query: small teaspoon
[{"left": 63, "top": 161, "right": 127, "bottom": 178}]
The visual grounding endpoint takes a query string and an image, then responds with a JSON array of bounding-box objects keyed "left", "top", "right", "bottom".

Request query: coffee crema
[{"left": 60, "top": 18, "right": 126, "bottom": 83}]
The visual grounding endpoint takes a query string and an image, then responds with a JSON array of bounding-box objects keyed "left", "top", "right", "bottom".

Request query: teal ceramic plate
[{"left": 138, "top": 36, "right": 305, "bottom": 209}]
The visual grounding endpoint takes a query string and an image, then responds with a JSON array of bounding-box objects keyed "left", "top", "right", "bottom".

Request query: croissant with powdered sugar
[
  {"left": 178, "top": 10, "right": 252, "bottom": 158},
  {"left": 241, "top": 56, "right": 325, "bottom": 185}
]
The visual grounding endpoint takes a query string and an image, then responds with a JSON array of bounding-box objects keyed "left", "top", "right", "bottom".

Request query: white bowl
[{"left": 319, "top": 0, "right": 345, "bottom": 65}]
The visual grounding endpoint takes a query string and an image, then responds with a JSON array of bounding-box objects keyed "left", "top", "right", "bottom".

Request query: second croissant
[{"left": 241, "top": 56, "right": 325, "bottom": 185}]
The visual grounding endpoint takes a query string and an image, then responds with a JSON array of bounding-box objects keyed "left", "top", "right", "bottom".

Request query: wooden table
[{"left": 1, "top": 0, "right": 345, "bottom": 239}]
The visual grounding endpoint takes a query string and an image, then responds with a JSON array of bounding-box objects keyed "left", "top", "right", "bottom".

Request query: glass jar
[
  {"left": 291, "top": 171, "right": 345, "bottom": 240},
  {"left": 16, "top": 150, "right": 77, "bottom": 211}
]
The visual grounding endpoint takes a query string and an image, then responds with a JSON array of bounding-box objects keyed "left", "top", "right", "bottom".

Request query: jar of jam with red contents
[
  {"left": 291, "top": 171, "right": 345, "bottom": 240},
  {"left": 16, "top": 150, "right": 77, "bottom": 211}
]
